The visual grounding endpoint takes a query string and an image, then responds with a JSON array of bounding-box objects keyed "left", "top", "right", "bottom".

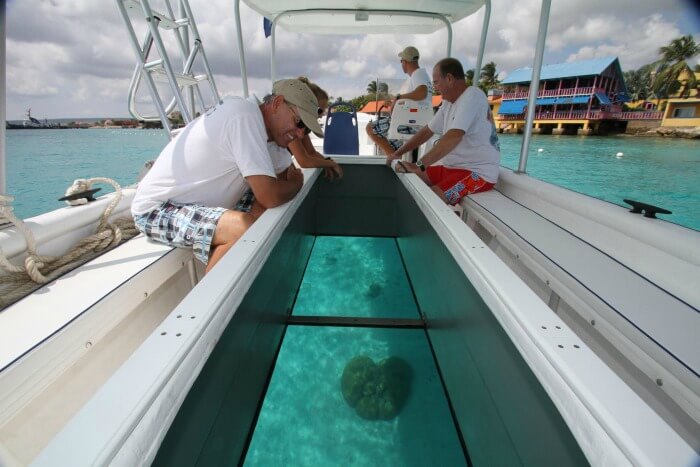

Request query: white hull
[{"left": 0, "top": 159, "right": 698, "bottom": 465}]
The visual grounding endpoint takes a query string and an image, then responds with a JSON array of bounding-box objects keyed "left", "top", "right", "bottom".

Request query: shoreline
[{"left": 7, "top": 123, "right": 699, "bottom": 139}]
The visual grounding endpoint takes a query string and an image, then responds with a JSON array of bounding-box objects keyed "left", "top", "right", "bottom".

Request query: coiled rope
[{"left": 0, "top": 178, "right": 139, "bottom": 309}]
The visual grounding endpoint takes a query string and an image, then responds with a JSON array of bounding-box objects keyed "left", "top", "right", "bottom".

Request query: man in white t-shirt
[
  {"left": 388, "top": 58, "right": 500, "bottom": 205},
  {"left": 366, "top": 46, "right": 432, "bottom": 158},
  {"left": 132, "top": 79, "right": 323, "bottom": 273}
]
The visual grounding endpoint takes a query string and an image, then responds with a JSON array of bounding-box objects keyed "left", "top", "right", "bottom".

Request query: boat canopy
[{"left": 242, "top": 0, "right": 485, "bottom": 34}]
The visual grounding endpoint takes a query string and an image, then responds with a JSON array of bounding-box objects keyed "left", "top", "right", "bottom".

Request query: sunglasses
[{"left": 285, "top": 101, "right": 309, "bottom": 131}]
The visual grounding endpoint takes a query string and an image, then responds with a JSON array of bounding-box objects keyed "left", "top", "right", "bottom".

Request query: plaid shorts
[
  {"left": 133, "top": 200, "right": 227, "bottom": 264},
  {"left": 370, "top": 116, "right": 403, "bottom": 151},
  {"left": 235, "top": 189, "right": 255, "bottom": 213}
]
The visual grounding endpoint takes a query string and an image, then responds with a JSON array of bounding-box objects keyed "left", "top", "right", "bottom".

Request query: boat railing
[
  {"left": 502, "top": 86, "right": 607, "bottom": 100},
  {"left": 498, "top": 110, "right": 664, "bottom": 121}
]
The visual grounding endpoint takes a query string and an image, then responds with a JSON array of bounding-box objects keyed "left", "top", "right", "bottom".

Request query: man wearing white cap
[
  {"left": 132, "top": 78, "right": 323, "bottom": 272},
  {"left": 366, "top": 46, "right": 432, "bottom": 158},
  {"left": 388, "top": 58, "right": 500, "bottom": 206}
]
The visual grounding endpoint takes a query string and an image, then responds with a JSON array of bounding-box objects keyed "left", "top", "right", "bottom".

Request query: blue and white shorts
[
  {"left": 235, "top": 189, "right": 256, "bottom": 213},
  {"left": 133, "top": 200, "right": 227, "bottom": 264},
  {"left": 370, "top": 116, "right": 403, "bottom": 151}
]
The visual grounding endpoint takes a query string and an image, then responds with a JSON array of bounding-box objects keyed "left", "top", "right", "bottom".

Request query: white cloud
[{"left": 4, "top": 0, "right": 699, "bottom": 119}]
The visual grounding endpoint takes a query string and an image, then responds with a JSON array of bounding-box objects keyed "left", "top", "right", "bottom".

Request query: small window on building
[
  {"left": 643, "top": 102, "right": 656, "bottom": 110},
  {"left": 672, "top": 107, "right": 695, "bottom": 118}
]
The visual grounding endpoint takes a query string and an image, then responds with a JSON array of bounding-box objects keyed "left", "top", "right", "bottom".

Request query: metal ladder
[{"left": 116, "top": 0, "right": 220, "bottom": 136}]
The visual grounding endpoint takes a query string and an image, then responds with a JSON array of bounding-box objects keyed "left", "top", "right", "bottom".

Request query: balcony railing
[
  {"left": 501, "top": 87, "right": 607, "bottom": 100},
  {"left": 497, "top": 110, "right": 663, "bottom": 121}
]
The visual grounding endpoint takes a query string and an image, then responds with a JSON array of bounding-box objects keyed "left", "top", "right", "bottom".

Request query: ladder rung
[
  {"left": 149, "top": 67, "right": 204, "bottom": 86},
  {"left": 122, "top": 0, "right": 179, "bottom": 30},
  {"left": 144, "top": 59, "right": 163, "bottom": 70}
]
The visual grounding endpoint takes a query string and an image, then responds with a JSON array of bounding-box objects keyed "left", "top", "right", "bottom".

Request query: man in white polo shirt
[
  {"left": 366, "top": 46, "right": 432, "bottom": 158},
  {"left": 132, "top": 79, "right": 323, "bottom": 273},
  {"left": 388, "top": 58, "right": 500, "bottom": 205}
]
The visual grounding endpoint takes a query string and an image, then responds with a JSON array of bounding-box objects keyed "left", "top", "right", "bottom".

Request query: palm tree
[
  {"left": 623, "top": 64, "right": 653, "bottom": 103},
  {"left": 465, "top": 69, "right": 474, "bottom": 87},
  {"left": 479, "top": 62, "right": 500, "bottom": 90},
  {"left": 651, "top": 35, "right": 700, "bottom": 98},
  {"left": 366, "top": 80, "right": 389, "bottom": 100}
]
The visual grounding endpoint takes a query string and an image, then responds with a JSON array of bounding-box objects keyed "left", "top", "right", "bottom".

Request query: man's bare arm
[
  {"left": 419, "top": 128, "right": 464, "bottom": 166},
  {"left": 246, "top": 171, "right": 303, "bottom": 209},
  {"left": 397, "top": 84, "right": 428, "bottom": 101}
]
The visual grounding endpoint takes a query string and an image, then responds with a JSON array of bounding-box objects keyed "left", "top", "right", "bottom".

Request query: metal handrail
[
  {"left": 473, "top": 0, "right": 491, "bottom": 84},
  {"left": 517, "top": 0, "right": 551, "bottom": 174},
  {"left": 1, "top": 1, "right": 6, "bottom": 194},
  {"left": 117, "top": 0, "right": 220, "bottom": 136}
]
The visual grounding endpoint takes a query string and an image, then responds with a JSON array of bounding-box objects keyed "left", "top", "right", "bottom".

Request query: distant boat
[{"left": 22, "top": 108, "right": 45, "bottom": 128}]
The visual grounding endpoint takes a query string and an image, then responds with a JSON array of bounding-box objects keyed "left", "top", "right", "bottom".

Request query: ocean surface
[{"left": 4, "top": 129, "right": 700, "bottom": 230}]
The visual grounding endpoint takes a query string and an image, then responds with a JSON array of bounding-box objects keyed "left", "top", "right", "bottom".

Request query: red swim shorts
[{"left": 426, "top": 165, "right": 495, "bottom": 205}]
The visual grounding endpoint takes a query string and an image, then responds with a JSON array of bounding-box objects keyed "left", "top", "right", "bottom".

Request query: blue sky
[{"left": 5, "top": 0, "right": 700, "bottom": 119}]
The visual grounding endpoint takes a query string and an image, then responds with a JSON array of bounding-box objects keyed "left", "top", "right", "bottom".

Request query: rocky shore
[{"left": 625, "top": 126, "right": 700, "bottom": 139}]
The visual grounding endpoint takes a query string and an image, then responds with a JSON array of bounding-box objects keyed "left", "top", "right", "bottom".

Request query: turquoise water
[
  {"left": 246, "top": 236, "right": 465, "bottom": 466},
  {"left": 293, "top": 236, "right": 420, "bottom": 318},
  {"left": 499, "top": 134, "right": 700, "bottom": 231},
  {"left": 244, "top": 326, "right": 466, "bottom": 466},
  {"left": 4, "top": 129, "right": 699, "bottom": 230},
  {"left": 5, "top": 129, "right": 168, "bottom": 219}
]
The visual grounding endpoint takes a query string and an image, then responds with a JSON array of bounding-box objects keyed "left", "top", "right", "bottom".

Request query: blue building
[{"left": 495, "top": 56, "right": 656, "bottom": 135}]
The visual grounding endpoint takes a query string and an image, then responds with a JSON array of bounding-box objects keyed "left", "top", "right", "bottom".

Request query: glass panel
[
  {"left": 293, "top": 236, "right": 420, "bottom": 318},
  {"left": 244, "top": 326, "right": 466, "bottom": 466}
]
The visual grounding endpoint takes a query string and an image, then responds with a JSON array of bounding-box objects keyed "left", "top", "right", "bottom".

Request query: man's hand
[
  {"left": 386, "top": 151, "right": 402, "bottom": 166},
  {"left": 323, "top": 161, "right": 343, "bottom": 181},
  {"left": 286, "top": 165, "right": 304, "bottom": 188},
  {"left": 393, "top": 161, "right": 419, "bottom": 174}
]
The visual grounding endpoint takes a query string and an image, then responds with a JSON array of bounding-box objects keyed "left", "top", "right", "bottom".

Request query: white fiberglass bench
[
  {"left": 0, "top": 191, "right": 200, "bottom": 465},
  {"left": 461, "top": 168, "right": 700, "bottom": 431}
]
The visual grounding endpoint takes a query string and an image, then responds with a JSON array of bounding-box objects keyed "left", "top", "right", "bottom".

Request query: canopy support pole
[
  {"left": 1, "top": 1, "right": 6, "bottom": 194},
  {"left": 473, "top": 0, "right": 491, "bottom": 80},
  {"left": 234, "top": 0, "right": 249, "bottom": 97},
  {"left": 517, "top": 0, "right": 550, "bottom": 174},
  {"left": 271, "top": 19, "right": 277, "bottom": 82}
]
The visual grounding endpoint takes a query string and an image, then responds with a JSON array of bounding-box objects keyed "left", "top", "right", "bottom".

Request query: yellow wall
[
  {"left": 661, "top": 100, "right": 700, "bottom": 127},
  {"left": 668, "top": 70, "right": 700, "bottom": 98}
]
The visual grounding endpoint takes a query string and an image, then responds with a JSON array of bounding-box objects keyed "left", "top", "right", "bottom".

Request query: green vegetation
[
  {"left": 333, "top": 35, "right": 698, "bottom": 115},
  {"left": 652, "top": 34, "right": 700, "bottom": 99},
  {"left": 621, "top": 35, "right": 699, "bottom": 110},
  {"left": 479, "top": 61, "right": 501, "bottom": 92},
  {"left": 623, "top": 64, "right": 654, "bottom": 103}
]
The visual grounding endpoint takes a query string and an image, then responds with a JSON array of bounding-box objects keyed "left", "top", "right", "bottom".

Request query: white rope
[{"left": 0, "top": 178, "right": 140, "bottom": 309}]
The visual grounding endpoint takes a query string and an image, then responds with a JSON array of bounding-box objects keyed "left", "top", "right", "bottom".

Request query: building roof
[
  {"left": 359, "top": 95, "right": 443, "bottom": 113},
  {"left": 359, "top": 100, "right": 393, "bottom": 113},
  {"left": 502, "top": 56, "right": 621, "bottom": 84}
]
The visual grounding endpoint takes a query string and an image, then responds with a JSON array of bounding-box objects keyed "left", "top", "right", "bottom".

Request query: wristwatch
[{"left": 416, "top": 160, "right": 426, "bottom": 172}]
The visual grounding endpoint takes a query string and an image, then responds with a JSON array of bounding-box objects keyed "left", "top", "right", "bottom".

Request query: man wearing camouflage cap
[
  {"left": 366, "top": 46, "right": 432, "bottom": 158},
  {"left": 132, "top": 78, "right": 322, "bottom": 272}
]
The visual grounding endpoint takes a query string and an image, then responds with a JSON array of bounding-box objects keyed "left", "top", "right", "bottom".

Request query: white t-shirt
[
  {"left": 400, "top": 67, "right": 432, "bottom": 107},
  {"left": 428, "top": 86, "right": 501, "bottom": 183},
  {"left": 267, "top": 142, "right": 293, "bottom": 174},
  {"left": 132, "top": 97, "right": 276, "bottom": 215}
]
